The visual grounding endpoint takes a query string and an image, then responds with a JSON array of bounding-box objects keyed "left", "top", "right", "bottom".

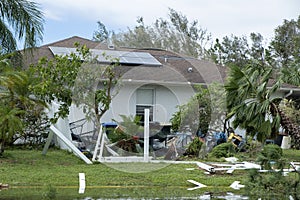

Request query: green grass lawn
[{"left": 0, "top": 148, "right": 299, "bottom": 199}]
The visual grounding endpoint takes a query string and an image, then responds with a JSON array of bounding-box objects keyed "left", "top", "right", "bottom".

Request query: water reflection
[
  {"left": 77, "top": 192, "right": 250, "bottom": 200},
  {"left": 1, "top": 188, "right": 298, "bottom": 200},
  {"left": 77, "top": 193, "right": 298, "bottom": 200}
]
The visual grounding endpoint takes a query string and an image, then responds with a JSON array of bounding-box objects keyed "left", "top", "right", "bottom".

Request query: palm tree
[
  {"left": 0, "top": 0, "right": 44, "bottom": 53},
  {"left": 225, "top": 62, "right": 300, "bottom": 149},
  {"left": 0, "top": 105, "right": 24, "bottom": 155},
  {"left": 0, "top": 60, "right": 47, "bottom": 154}
]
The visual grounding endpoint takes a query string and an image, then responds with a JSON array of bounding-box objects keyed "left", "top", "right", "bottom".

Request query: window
[{"left": 136, "top": 88, "right": 154, "bottom": 124}]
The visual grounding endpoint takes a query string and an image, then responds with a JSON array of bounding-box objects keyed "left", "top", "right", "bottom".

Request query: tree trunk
[
  {"left": 277, "top": 108, "right": 300, "bottom": 149},
  {"left": 0, "top": 141, "right": 5, "bottom": 156}
]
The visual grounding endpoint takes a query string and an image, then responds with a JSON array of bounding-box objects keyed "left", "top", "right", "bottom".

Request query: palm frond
[
  {"left": 0, "top": 0, "right": 44, "bottom": 51},
  {"left": 0, "top": 19, "right": 17, "bottom": 53},
  {"left": 225, "top": 61, "right": 287, "bottom": 142},
  {"left": 281, "top": 64, "right": 300, "bottom": 87}
]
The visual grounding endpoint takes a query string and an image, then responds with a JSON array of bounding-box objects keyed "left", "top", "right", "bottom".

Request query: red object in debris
[{"left": 132, "top": 136, "right": 139, "bottom": 140}]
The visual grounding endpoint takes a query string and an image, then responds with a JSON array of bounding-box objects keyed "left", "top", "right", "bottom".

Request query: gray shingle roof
[{"left": 23, "top": 36, "right": 227, "bottom": 85}]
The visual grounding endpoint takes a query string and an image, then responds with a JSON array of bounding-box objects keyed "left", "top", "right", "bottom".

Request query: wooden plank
[
  {"left": 42, "top": 131, "right": 54, "bottom": 155},
  {"left": 49, "top": 125, "right": 92, "bottom": 164},
  {"left": 78, "top": 173, "right": 86, "bottom": 194},
  {"left": 195, "top": 162, "right": 215, "bottom": 173},
  {"left": 144, "top": 109, "right": 150, "bottom": 162},
  {"left": 150, "top": 160, "right": 215, "bottom": 173},
  {"left": 92, "top": 125, "right": 103, "bottom": 161},
  {"left": 98, "top": 126, "right": 106, "bottom": 161},
  {"left": 99, "top": 156, "right": 153, "bottom": 162}
]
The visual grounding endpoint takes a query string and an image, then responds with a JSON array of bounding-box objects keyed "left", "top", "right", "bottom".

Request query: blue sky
[{"left": 35, "top": 0, "right": 299, "bottom": 46}]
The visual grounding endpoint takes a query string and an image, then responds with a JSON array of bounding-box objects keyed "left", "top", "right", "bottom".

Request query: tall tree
[
  {"left": 281, "top": 62, "right": 300, "bottom": 87},
  {"left": 249, "top": 33, "right": 265, "bottom": 63},
  {"left": 111, "top": 17, "right": 155, "bottom": 49},
  {"left": 32, "top": 44, "right": 120, "bottom": 129},
  {"left": 269, "top": 15, "right": 300, "bottom": 68},
  {"left": 171, "top": 86, "right": 212, "bottom": 134},
  {"left": 0, "top": 0, "right": 44, "bottom": 53},
  {"left": 72, "top": 53, "right": 120, "bottom": 124},
  {"left": 93, "top": 21, "right": 109, "bottom": 43},
  {"left": 209, "top": 33, "right": 266, "bottom": 68},
  {"left": 31, "top": 44, "right": 84, "bottom": 121},
  {"left": 95, "top": 8, "right": 211, "bottom": 58},
  {"left": 210, "top": 16, "right": 300, "bottom": 70},
  {"left": 268, "top": 16, "right": 300, "bottom": 87},
  {"left": 170, "top": 83, "right": 226, "bottom": 135}
]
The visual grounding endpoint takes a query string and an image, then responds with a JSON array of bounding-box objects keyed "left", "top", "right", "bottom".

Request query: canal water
[{"left": 0, "top": 187, "right": 298, "bottom": 200}]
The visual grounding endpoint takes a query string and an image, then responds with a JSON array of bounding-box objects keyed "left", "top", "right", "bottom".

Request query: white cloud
[
  {"left": 35, "top": 0, "right": 300, "bottom": 43},
  {"left": 43, "top": 9, "right": 63, "bottom": 21}
]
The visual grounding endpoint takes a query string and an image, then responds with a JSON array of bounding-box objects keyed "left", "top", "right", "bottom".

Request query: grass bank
[{"left": 0, "top": 148, "right": 299, "bottom": 199}]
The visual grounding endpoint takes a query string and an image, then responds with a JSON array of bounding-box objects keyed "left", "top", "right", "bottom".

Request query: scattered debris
[
  {"left": 229, "top": 181, "right": 245, "bottom": 190},
  {"left": 43, "top": 125, "right": 92, "bottom": 164},
  {"left": 187, "top": 180, "right": 246, "bottom": 191},
  {"left": 212, "top": 161, "right": 261, "bottom": 174},
  {"left": 150, "top": 160, "right": 215, "bottom": 173},
  {"left": 290, "top": 162, "right": 300, "bottom": 171},
  {"left": 195, "top": 161, "right": 215, "bottom": 173},
  {"left": 185, "top": 168, "right": 196, "bottom": 171},
  {"left": 187, "top": 179, "right": 207, "bottom": 190},
  {"left": 0, "top": 183, "right": 9, "bottom": 190},
  {"left": 164, "top": 142, "right": 178, "bottom": 160},
  {"left": 78, "top": 173, "right": 86, "bottom": 194},
  {"left": 224, "top": 157, "right": 238, "bottom": 163}
]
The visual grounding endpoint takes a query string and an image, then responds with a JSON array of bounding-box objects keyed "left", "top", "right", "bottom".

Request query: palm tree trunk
[{"left": 277, "top": 108, "right": 300, "bottom": 149}]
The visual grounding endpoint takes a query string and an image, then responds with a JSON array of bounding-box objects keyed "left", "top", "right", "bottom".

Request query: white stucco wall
[
  {"left": 100, "top": 82, "right": 196, "bottom": 124},
  {"left": 55, "top": 82, "right": 291, "bottom": 142}
]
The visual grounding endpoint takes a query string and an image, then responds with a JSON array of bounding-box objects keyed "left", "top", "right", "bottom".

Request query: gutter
[
  {"left": 121, "top": 79, "right": 205, "bottom": 86},
  {"left": 285, "top": 90, "right": 293, "bottom": 98}
]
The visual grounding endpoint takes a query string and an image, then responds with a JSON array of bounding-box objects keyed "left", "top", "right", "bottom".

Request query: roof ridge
[{"left": 40, "top": 36, "right": 94, "bottom": 47}]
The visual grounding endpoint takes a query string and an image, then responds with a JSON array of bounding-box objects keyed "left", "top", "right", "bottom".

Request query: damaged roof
[{"left": 23, "top": 36, "right": 227, "bottom": 86}]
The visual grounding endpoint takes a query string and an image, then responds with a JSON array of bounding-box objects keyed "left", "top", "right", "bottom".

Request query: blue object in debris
[
  {"left": 214, "top": 132, "right": 227, "bottom": 145},
  {"left": 102, "top": 122, "right": 118, "bottom": 127},
  {"left": 101, "top": 122, "right": 118, "bottom": 135}
]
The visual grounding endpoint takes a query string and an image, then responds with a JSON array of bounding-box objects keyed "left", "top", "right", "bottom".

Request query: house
[
  {"left": 24, "top": 36, "right": 226, "bottom": 129},
  {"left": 24, "top": 36, "right": 300, "bottom": 140}
]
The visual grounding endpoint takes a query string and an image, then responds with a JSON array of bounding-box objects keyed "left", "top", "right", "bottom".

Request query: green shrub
[
  {"left": 185, "top": 137, "right": 203, "bottom": 157},
  {"left": 261, "top": 144, "right": 283, "bottom": 159},
  {"left": 245, "top": 168, "right": 300, "bottom": 198},
  {"left": 209, "top": 142, "right": 235, "bottom": 158},
  {"left": 257, "top": 144, "right": 284, "bottom": 170},
  {"left": 108, "top": 115, "right": 143, "bottom": 143},
  {"left": 107, "top": 127, "right": 130, "bottom": 143}
]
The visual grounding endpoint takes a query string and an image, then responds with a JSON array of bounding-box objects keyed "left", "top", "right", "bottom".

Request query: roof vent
[
  {"left": 187, "top": 67, "right": 193, "bottom": 73},
  {"left": 108, "top": 44, "right": 115, "bottom": 49},
  {"left": 107, "top": 37, "right": 115, "bottom": 49}
]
